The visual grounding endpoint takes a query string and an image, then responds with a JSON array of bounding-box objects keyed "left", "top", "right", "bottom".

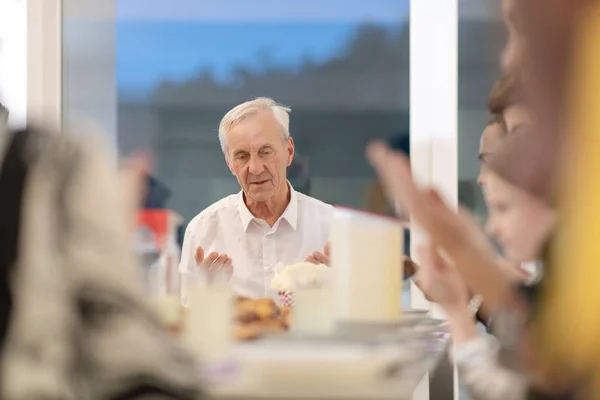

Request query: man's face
[
  {"left": 478, "top": 122, "right": 506, "bottom": 185},
  {"left": 225, "top": 110, "right": 294, "bottom": 203}
]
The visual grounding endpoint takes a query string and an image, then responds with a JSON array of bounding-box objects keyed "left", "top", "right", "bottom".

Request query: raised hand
[
  {"left": 195, "top": 246, "right": 233, "bottom": 280},
  {"left": 306, "top": 241, "right": 331, "bottom": 266},
  {"left": 366, "top": 141, "right": 513, "bottom": 311},
  {"left": 414, "top": 244, "right": 470, "bottom": 313}
]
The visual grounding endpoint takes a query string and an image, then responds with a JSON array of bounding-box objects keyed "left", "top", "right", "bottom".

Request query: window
[{"left": 111, "top": 0, "right": 410, "bottom": 222}]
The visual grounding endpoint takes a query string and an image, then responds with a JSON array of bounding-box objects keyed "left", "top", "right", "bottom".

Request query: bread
[
  {"left": 235, "top": 321, "right": 263, "bottom": 341},
  {"left": 234, "top": 296, "right": 291, "bottom": 341}
]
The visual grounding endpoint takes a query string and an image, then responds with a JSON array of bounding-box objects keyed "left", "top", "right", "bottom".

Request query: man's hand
[
  {"left": 195, "top": 246, "right": 233, "bottom": 280},
  {"left": 367, "top": 142, "right": 491, "bottom": 257},
  {"left": 306, "top": 241, "right": 331, "bottom": 265}
]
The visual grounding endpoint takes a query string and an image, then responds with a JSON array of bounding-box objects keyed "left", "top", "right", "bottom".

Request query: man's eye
[
  {"left": 260, "top": 149, "right": 273, "bottom": 156},
  {"left": 236, "top": 154, "right": 248, "bottom": 160}
]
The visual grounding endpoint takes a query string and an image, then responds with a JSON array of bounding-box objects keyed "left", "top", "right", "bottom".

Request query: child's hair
[{"left": 488, "top": 72, "right": 524, "bottom": 121}]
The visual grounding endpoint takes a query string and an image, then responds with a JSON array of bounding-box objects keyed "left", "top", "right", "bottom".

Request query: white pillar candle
[
  {"left": 293, "top": 285, "right": 335, "bottom": 335},
  {"left": 331, "top": 208, "right": 403, "bottom": 322},
  {"left": 182, "top": 282, "right": 233, "bottom": 363}
]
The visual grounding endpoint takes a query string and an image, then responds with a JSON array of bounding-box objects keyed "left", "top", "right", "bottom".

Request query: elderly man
[{"left": 179, "top": 97, "right": 333, "bottom": 302}]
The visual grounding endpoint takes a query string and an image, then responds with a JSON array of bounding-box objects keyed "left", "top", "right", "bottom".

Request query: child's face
[{"left": 484, "top": 172, "right": 556, "bottom": 262}]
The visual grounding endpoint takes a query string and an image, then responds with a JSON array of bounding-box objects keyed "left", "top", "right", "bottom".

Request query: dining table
[{"left": 202, "top": 312, "right": 451, "bottom": 400}]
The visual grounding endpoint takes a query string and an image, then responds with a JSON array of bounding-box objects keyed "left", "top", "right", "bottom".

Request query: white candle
[
  {"left": 293, "top": 285, "right": 335, "bottom": 335},
  {"left": 182, "top": 282, "right": 233, "bottom": 363},
  {"left": 331, "top": 208, "right": 403, "bottom": 322}
]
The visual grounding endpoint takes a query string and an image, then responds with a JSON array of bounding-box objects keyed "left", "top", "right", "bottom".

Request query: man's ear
[
  {"left": 225, "top": 153, "right": 236, "bottom": 176},
  {"left": 287, "top": 137, "right": 295, "bottom": 167}
]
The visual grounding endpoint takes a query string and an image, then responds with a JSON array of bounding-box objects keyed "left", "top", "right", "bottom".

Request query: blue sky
[{"left": 116, "top": 0, "right": 409, "bottom": 91}]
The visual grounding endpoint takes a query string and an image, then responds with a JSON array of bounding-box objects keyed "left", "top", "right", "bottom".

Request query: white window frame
[
  {"left": 27, "top": 0, "right": 62, "bottom": 131},
  {"left": 410, "top": 0, "right": 458, "bottom": 399}
]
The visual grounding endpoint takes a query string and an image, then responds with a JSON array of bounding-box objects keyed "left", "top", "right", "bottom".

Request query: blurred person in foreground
[
  {"left": 367, "top": 130, "right": 564, "bottom": 399},
  {"left": 0, "top": 126, "right": 204, "bottom": 399},
  {"left": 179, "top": 97, "right": 333, "bottom": 304},
  {"left": 477, "top": 72, "right": 541, "bottom": 310},
  {"left": 414, "top": 147, "right": 556, "bottom": 400},
  {"left": 500, "top": 0, "right": 600, "bottom": 396},
  {"left": 369, "top": 0, "right": 600, "bottom": 396},
  {"left": 517, "top": 0, "right": 600, "bottom": 396},
  {"left": 412, "top": 72, "right": 531, "bottom": 307}
]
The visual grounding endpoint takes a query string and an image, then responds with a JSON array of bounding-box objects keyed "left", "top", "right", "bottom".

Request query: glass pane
[
  {"left": 115, "top": 0, "right": 409, "bottom": 222},
  {"left": 62, "top": 1, "right": 118, "bottom": 149},
  {"left": 458, "top": 1, "right": 504, "bottom": 219}
]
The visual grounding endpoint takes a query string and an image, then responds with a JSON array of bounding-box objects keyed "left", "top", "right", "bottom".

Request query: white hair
[{"left": 218, "top": 97, "right": 291, "bottom": 153}]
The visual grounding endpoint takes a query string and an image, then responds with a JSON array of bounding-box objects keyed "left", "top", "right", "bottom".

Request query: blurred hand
[
  {"left": 195, "top": 246, "right": 233, "bottom": 280},
  {"left": 414, "top": 244, "right": 470, "bottom": 314},
  {"left": 497, "top": 258, "right": 530, "bottom": 282},
  {"left": 306, "top": 241, "right": 331, "bottom": 265},
  {"left": 367, "top": 142, "right": 517, "bottom": 312},
  {"left": 367, "top": 142, "right": 492, "bottom": 257}
]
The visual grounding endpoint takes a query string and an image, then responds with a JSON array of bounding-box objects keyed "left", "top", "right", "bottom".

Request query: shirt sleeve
[{"left": 452, "top": 334, "right": 528, "bottom": 400}]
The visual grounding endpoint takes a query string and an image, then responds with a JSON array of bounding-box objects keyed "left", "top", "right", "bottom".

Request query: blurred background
[{"left": 0, "top": 0, "right": 503, "bottom": 222}]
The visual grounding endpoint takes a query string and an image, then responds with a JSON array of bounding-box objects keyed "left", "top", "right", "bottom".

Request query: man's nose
[{"left": 248, "top": 154, "right": 265, "bottom": 175}]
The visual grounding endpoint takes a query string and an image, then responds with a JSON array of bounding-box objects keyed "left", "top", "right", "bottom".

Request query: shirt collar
[{"left": 237, "top": 181, "right": 298, "bottom": 231}]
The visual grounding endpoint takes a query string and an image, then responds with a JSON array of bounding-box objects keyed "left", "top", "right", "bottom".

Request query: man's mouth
[{"left": 250, "top": 179, "right": 269, "bottom": 185}]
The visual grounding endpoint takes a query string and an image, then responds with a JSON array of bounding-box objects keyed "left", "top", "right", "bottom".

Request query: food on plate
[
  {"left": 280, "top": 306, "right": 293, "bottom": 327},
  {"left": 270, "top": 262, "right": 332, "bottom": 293},
  {"left": 160, "top": 295, "right": 291, "bottom": 341},
  {"left": 270, "top": 262, "right": 333, "bottom": 307},
  {"left": 234, "top": 296, "right": 291, "bottom": 341},
  {"left": 235, "top": 301, "right": 260, "bottom": 323},
  {"left": 235, "top": 321, "right": 263, "bottom": 341},
  {"left": 255, "top": 297, "right": 279, "bottom": 319},
  {"left": 261, "top": 317, "right": 287, "bottom": 334}
]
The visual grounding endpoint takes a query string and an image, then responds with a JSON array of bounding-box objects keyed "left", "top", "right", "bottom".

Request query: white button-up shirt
[{"left": 179, "top": 184, "right": 334, "bottom": 302}]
